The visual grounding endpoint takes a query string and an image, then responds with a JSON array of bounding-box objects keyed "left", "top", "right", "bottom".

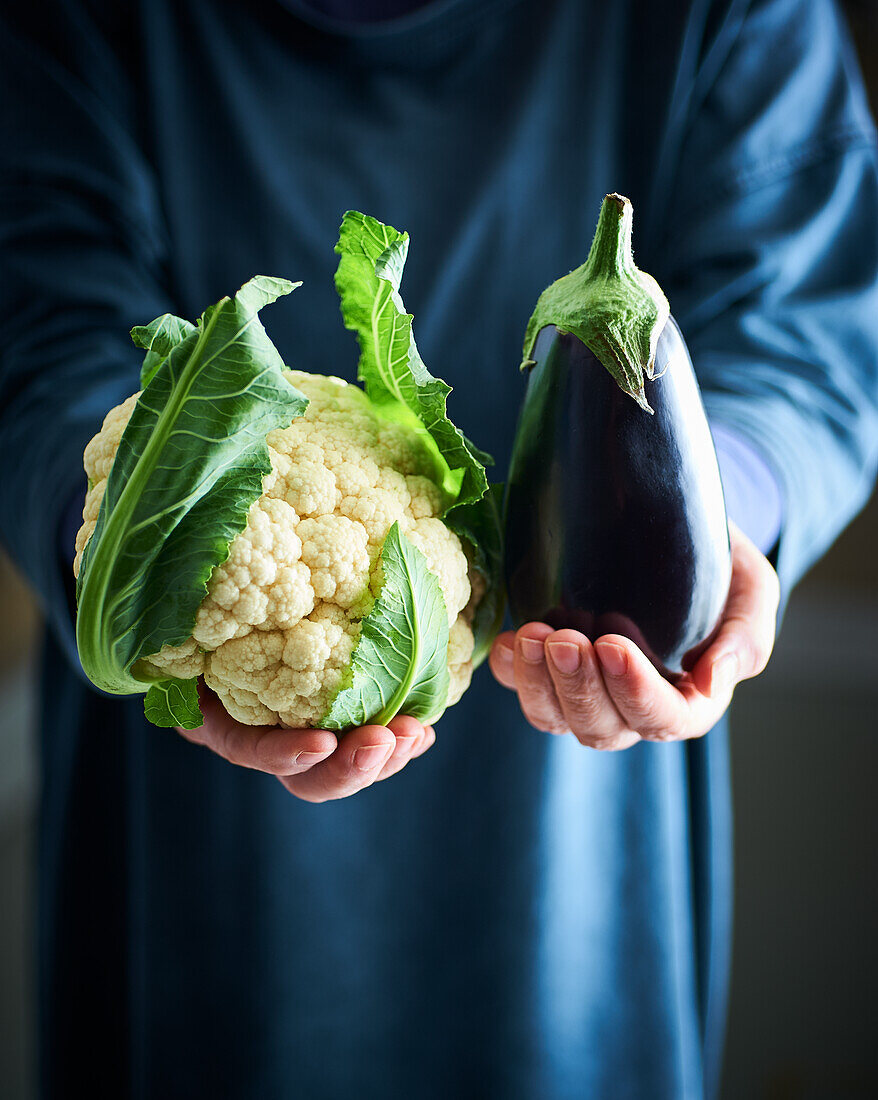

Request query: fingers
[
  {"left": 415, "top": 726, "right": 436, "bottom": 759},
  {"left": 179, "top": 687, "right": 337, "bottom": 775},
  {"left": 512, "top": 623, "right": 568, "bottom": 733},
  {"left": 489, "top": 631, "right": 517, "bottom": 689},
  {"left": 376, "top": 716, "right": 434, "bottom": 781},
  {"left": 594, "top": 635, "right": 711, "bottom": 741},
  {"left": 280, "top": 724, "right": 397, "bottom": 802},
  {"left": 281, "top": 716, "right": 435, "bottom": 802},
  {"left": 693, "top": 522, "right": 780, "bottom": 696},
  {"left": 545, "top": 631, "right": 641, "bottom": 751},
  {"left": 181, "top": 689, "right": 436, "bottom": 802},
  {"left": 510, "top": 624, "right": 639, "bottom": 750}
]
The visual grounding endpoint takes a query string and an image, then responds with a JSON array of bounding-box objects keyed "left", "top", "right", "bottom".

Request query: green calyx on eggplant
[
  {"left": 506, "top": 194, "right": 732, "bottom": 678},
  {"left": 521, "top": 193, "right": 670, "bottom": 413}
]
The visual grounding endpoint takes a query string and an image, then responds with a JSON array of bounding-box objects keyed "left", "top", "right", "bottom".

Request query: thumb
[{"left": 488, "top": 631, "right": 517, "bottom": 690}]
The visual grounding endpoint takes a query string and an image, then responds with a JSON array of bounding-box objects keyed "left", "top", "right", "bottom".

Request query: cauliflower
[
  {"left": 73, "top": 217, "right": 502, "bottom": 733},
  {"left": 75, "top": 370, "right": 477, "bottom": 727}
]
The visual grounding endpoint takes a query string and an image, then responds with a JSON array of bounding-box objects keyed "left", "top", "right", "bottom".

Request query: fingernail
[
  {"left": 711, "top": 653, "right": 738, "bottom": 695},
  {"left": 497, "top": 642, "right": 514, "bottom": 663},
  {"left": 520, "top": 638, "right": 545, "bottom": 663},
  {"left": 547, "top": 641, "right": 581, "bottom": 674},
  {"left": 295, "top": 750, "right": 329, "bottom": 767},
  {"left": 354, "top": 743, "right": 393, "bottom": 772},
  {"left": 596, "top": 642, "right": 627, "bottom": 677}
]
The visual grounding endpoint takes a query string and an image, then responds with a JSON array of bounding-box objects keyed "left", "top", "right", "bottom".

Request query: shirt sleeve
[
  {"left": 0, "top": 7, "right": 174, "bottom": 669},
  {"left": 657, "top": 0, "right": 878, "bottom": 602},
  {"left": 710, "top": 424, "right": 783, "bottom": 555}
]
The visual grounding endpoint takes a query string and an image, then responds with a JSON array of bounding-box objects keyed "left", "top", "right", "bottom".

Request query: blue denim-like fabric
[{"left": 1, "top": 2, "right": 876, "bottom": 1097}]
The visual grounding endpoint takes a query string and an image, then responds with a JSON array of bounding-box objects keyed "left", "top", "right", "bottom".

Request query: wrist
[{"left": 710, "top": 423, "right": 783, "bottom": 556}]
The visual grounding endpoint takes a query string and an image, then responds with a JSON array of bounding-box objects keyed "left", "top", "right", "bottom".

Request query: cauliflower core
[{"left": 74, "top": 371, "right": 476, "bottom": 727}]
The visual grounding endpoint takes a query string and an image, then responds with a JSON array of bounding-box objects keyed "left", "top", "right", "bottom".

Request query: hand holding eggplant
[{"left": 489, "top": 522, "right": 779, "bottom": 748}]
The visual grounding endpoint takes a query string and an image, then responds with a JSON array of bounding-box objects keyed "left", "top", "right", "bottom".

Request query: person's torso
[{"left": 40, "top": 4, "right": 722, "bottom": 1098}]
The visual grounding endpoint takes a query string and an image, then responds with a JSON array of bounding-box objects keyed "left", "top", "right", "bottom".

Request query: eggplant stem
[{"left": 520, "top": 194, "right": 669, "bottom": 409}]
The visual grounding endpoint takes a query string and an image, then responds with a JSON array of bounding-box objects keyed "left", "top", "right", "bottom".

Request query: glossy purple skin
[{"left": 504, "top": 319, "right": 732, "bottom": 678}]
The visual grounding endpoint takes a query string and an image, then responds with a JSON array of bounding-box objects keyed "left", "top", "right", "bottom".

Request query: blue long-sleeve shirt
[{"left": 1, "top": 2, "right": 876, "bottom": 1098}]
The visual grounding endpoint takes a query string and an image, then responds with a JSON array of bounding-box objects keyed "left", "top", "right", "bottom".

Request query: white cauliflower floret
[
  {"left": 446, "top": 618, "right": 475, "bottom": 708},
  {"left": 208, "top": 681, "right": 278, "bottom": 727},
  {"left": 143, "top": 637, "right": 206, "bottom": 681},
  {"left": 74, "top": 393, "right": 140, "bottom": 576},
  {"left": 405, "top": 518, "right": 470, "bottom": 627},
  {"left": 83, "top": 392, "right": 139, "bottom": 483},
  {"left": 297, "top": 514, "right": 370, "bottom": 609},
  {"left": 75, "top": 370, "right": 477, "bottom": 727},
  {"left": 405, "top": 475, "right": 445, "bottom": 520}
]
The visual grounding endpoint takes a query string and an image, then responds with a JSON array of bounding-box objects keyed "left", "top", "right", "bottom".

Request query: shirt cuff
[{"left": 710, "top": 423, "right": 784, "bottom": 555}]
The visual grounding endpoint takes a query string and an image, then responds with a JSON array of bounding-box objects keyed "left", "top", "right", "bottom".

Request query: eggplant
[{"left": 504, "top": 195, "right": 731, "bottom": 678}]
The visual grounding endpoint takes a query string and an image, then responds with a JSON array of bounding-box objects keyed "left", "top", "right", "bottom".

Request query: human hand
[
  {"left": 177, "top": 686, "right": 435, "bottom": 802},
  {"left": 488, "top": 522, "right": 780, "bottom": 749}
]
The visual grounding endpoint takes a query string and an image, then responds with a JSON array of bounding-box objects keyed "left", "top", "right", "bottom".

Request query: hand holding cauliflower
[{"left": 73, "top": 213, "right": 502, "bottom": 731}]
